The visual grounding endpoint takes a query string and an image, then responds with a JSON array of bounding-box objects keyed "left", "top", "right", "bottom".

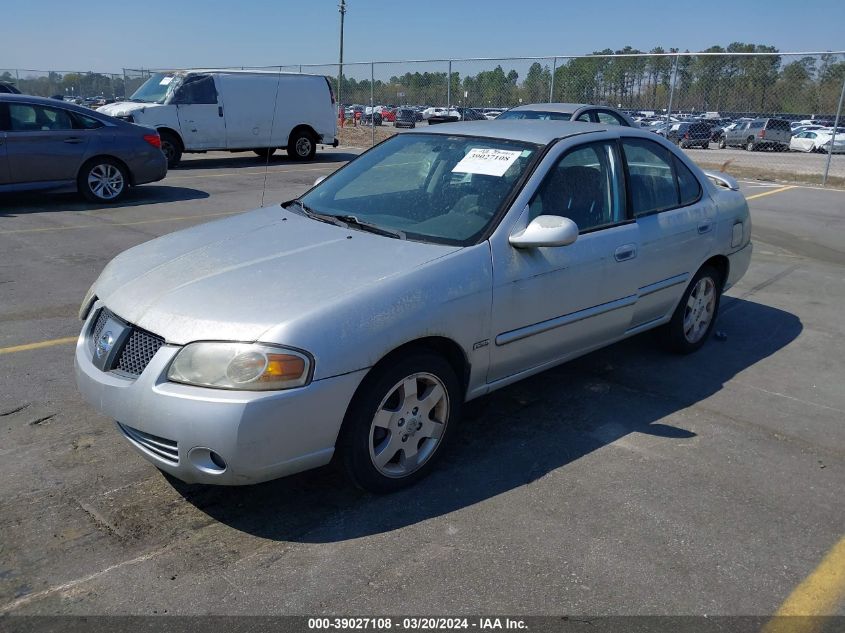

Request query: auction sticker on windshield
[{"left": 452, "top": 148, "right": 522, "bottom": 177}]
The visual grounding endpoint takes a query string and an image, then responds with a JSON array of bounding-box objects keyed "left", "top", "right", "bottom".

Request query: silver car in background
[
  {"left": 75, "top": 120, "right": 752, "bottom": 493},
  {"left": 496, "top": 103, "right": 636, "bottom": 126},
  {"left": 0, "top": 94, "right": 167, "bottom": 202}
]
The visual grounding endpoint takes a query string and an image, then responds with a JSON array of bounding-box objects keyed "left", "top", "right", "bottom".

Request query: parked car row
[{"left": 639, "top": 114, "right": 844, "bottom": 153}]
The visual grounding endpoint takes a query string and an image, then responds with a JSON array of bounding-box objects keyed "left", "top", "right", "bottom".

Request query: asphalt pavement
[{"left": 0, "top": 150, "right": 843, "bottom": 617}]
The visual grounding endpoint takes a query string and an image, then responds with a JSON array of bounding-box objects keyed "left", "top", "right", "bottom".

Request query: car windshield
[
  {"left": 298, "top": 133, "right": 538, "bottom": 245},
  {"left": 497, "top": 110, "right": 572, "bottom": 121},
  {"left": 129, "top": 72, "right": 181, "bottom": 104}
]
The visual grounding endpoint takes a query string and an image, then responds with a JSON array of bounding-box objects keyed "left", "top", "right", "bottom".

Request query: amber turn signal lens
[{"left": 262, "top": 354, "right": 307, "bottom": 381}]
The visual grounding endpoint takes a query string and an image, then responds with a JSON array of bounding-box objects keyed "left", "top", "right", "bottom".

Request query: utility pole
[{"left": 337, "top": 0, "right": 346, "bottom": 112}]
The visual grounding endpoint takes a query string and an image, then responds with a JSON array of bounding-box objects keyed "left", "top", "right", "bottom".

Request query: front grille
[
  {"left": 90, "top": 308, "right": 164, "bottom": 377},
  {"left": 118, "top": 422, "right": 179, "bottom": 464},
  {"left": 116, "top": 328, "right": 165, "bottom": 376}
]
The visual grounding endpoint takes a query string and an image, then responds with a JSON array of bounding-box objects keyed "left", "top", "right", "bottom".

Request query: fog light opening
[
  {"left": 209, "top": 451, "right": 226, "bottom": 470},
  {"left": 188, "top": 447, "right": 228, "bottom": 475}
]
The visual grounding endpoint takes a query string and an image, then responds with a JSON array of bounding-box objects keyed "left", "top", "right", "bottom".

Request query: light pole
[{"left": 337, "top": 0, "right": 346, "bottom": 113}]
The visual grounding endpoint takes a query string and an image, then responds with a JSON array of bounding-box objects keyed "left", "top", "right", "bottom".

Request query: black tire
[
  {"left": 337, "top": 351, "right": 462, "bottom": 493},
  {"left": 253, "top": 148, "right": 276, "bottom": 159},
  {"left": 77, "top": 157, "right": 129, "bottom": 203},
  {"left": 746, "top": 138, "right": 756, "bottom": 151},
  {"left": 287, "top": 128, "right": 317, "bottom": 161},
  {"left": 663, "top": 265, "right": 723, "bottom": 355},
  {"left": 159, "top": 131, "right": 182, "bottom": 168}
]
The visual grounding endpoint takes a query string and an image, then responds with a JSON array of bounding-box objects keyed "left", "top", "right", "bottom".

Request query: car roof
[
  {"left": 0, "top": 93, "right": 118, "bottom": 118},
  {"left": 179, "top": 68, "right": 326, "bottom": 79},
  {"left": 506, "top": 102, "right": 592, "bottom": 114},
  {"left": 406, "top": 119, "right": 612, "bottom": 145}
]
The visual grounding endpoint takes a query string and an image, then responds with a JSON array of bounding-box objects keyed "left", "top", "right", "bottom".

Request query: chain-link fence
[{"left": 4, "top": 51, "right": 844, "bottom": 184}]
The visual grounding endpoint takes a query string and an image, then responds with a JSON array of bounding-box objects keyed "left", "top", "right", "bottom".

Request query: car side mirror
[
  {"left": 509, "top": 215, "right": 579, "bottom": 248},
  {"left": 313, "top": 175, "right": 326, "bottom": 186}
]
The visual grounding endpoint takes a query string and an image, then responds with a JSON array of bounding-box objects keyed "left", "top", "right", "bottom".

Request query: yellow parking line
[
  {"left": 761, "top": 535, "right": 845, "bottom": 633},
  {"left": 0, "top": 210, "right": 241, "bottom": 235},
  {"left": 0, "top": 336, "right": 77, "bottom": 355},
  {"left": 746, "top": 185, "right": 797, "bottom": 201}
]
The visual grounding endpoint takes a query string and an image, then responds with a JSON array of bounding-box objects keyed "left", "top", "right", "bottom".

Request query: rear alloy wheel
[
  {"left": 746, "top": 138, "right": 756, "bottom": 151},
  {"left": 664, "top": 266, "right": 722, "bottom": 354},
  {"left": 78, "top": 159, "right": 128, "bottom": 203},
  {"left": 718, "top": 138, "right": 726, "bottom": 149},
  {"left": 253, "top": 148, "right": 276, "bottom": 159},
  {"left": 338, "top": 352, "right": 460, "bottom": 493},
  {"left": 287, "top": 129, "right": 316, "bottom": 161}
]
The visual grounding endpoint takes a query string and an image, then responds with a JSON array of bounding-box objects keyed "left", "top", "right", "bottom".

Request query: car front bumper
[{"left": 74, "top": 311, "right": 366, "bottom": 485}]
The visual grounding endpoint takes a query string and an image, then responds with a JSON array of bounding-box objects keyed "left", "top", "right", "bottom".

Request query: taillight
[
  {"left": 143, "top": 133, "right": 161, "bottom": 148},
  {"left": 684, "top": 132, "right": 689, "bottom": 139},
  {"left": 759, "top": 129, "right": 766, "bottom": 138}
]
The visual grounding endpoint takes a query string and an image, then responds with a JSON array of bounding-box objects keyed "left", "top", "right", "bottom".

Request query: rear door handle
[
  {"left": 614, "top": 244, "right": 637, "bottom": 262},
  {"left": 218, "top": 106, "right": 224, "bottom": 117},
  {"left": 63, "top": 137, "right": 83, "bottom": 144}
]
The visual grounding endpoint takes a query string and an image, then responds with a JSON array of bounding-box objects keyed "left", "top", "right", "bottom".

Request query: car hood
[
  {"left": 94, "top": 207, "right": 460, "bottom": 345},
  {"left": 97, "top": 101, "right": 165, "bottom": 117}
]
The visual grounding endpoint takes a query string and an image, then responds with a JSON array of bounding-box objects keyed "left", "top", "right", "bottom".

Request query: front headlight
[{"left": 167, "top": 343, "right": 312, "bottom": 391}]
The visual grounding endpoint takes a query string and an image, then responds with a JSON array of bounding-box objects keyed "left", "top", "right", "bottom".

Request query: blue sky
[{"left": 3, "top": 0, "right": 844, "bottom": 72}]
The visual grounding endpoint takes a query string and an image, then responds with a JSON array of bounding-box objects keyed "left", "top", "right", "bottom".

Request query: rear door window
[
  {"left": 8, "top": 103, "right": 74, "bottom": 131},
  {"left": 674, "top": 157, "right": 701, "bottom": 206},
  {"left": 622, "top": 138, "right": 678, "bottom": 216}
]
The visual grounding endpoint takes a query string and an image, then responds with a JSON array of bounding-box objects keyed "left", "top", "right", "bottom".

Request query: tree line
[{"left": 335, "top": 44, "right": 845, "bottom": 116}]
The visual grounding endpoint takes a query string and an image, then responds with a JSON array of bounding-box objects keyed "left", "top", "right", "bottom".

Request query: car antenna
[{"left": 261, "top": 67, "right": 284, "bottom": 208}]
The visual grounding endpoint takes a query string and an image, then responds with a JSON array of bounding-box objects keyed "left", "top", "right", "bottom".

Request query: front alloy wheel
[
  {"left": 339, "top": 352, "right": 461, "bottom": 493},
  {"left": 369, "top": 373, "right": 449, "bottom": 478}
]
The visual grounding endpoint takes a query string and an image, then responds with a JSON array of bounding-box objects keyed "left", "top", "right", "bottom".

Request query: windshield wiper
[
  {"left": 284, "top": 199, "right": 347, "bottom": 228},
  {"left": 285, "top": 201, "right": 405, "bottom": 239},
  {"left": 333, "top": 215, "right": 406, "bottom": 240}
]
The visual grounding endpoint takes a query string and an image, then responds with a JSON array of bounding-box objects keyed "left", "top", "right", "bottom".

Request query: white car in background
[{"left": 790, "top": 129, "right": 845, "bottom": 153}]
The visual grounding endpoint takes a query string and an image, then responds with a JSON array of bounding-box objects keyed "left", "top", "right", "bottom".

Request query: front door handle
[
  {"left": 698, "top": 221, "right": 712, "bottom": 234},
  {"left": 614, "top": 244, "right": 637, "bottom": 262},
  {"left": 63, "top": 137, "right": 83, "bottom": 144},
  {"left": 218, "top": 106, "right": 224, "bottom": 117}
]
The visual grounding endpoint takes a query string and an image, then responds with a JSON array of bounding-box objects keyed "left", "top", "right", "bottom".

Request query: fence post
[
  {"left": 371, "top": 62, "right": 376, "bottom": 147},
  {"left": 447, "top": 60, "right": 452, "bottom": 110},
  {"left": 549, "top": 57, "right": 557, "bottom": 103},
  {"left": 666, "top": 54, "right": 679, "bottom": 124},
  {"left": 822, "top": 74, "right": 845, "bottom": 187}
]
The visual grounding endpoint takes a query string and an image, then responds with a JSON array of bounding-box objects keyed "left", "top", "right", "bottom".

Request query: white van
[{"left": 99, "top": 69, "right": 338, "bottom": 167}]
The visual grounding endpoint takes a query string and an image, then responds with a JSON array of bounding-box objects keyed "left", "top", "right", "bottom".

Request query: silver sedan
[{"left": 75, "top": 120, "right": 752, "bottom": 493}]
